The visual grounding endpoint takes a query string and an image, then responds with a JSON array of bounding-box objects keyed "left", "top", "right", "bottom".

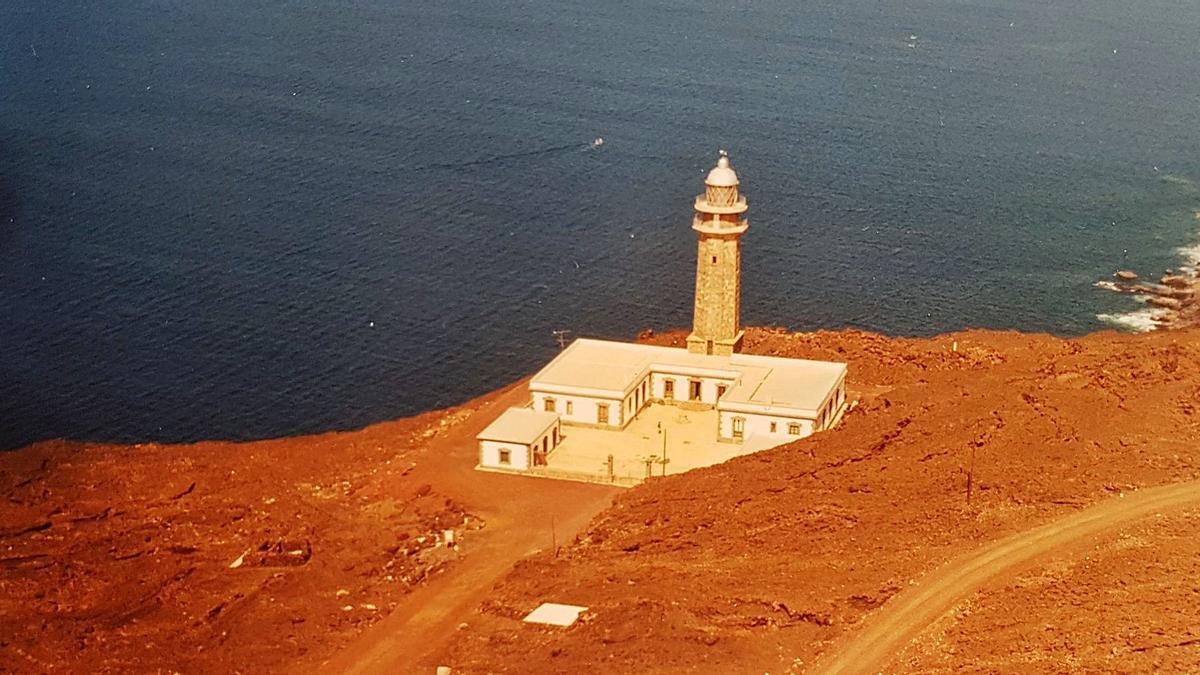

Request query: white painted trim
[{"left": 532, "top": 382, "right": 628, "bottom": 398}]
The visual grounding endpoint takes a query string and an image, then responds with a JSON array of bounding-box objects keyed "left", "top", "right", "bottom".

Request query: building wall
[
  {"left": 718, "top": 411, "right": 815, "bottom": 442},
  {"left": 619, "top": 378, "right": 651, "bottom": 425},
  {"left": 812, "top": 376, "right": 848, "bottom": 431},
  {"left": 651, "top": 372, "right": 736, "bottom": 407},
  {"left": 479, "top": 440, "right": 530, "bottom": 470},
  {"left": 533, "top": 391, "right": 625, "bottom": 429}
]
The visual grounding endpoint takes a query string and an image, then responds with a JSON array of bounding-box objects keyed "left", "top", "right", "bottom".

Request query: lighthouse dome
[{"left": 705, "top": 153, "right": 739, "bottom": 187}]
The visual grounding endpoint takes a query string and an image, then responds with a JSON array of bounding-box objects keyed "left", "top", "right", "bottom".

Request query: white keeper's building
[
  {"left": 477, "top": 152, "right": 848, "bottom": 477},
  {"left": 529, "top": 339, "right": 845, "bottom": 442}
]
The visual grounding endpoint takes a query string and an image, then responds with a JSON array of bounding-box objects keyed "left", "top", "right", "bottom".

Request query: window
[
  {"left": 717, "top": 384, "right": 727, "bottom": 400},
  {"left": 542, "top": 437, "right": 548, "bottom": 453},
  {"left": 788, "top": 423, "right": 801, "bottom": 435},
  {"left": 566, "top": 400, "right": 573, "bottom": 415},
  {"left": 731, "top": 416, "right": 745, "bottom": 439},
  {"left": 689, "top": 379, "right": 702, "bottom": 401},
  {"left": 597, "top": 403, "right": 609, "bottom": 424},
  {"left": 664, "top": 379, "right": 674, "bottom": 400},
  {"left": 712, "top": 255, "right": 718, "bottom": 264},
  {"left": 770, "top": 422, "right": 777, "bottom": 433},
  {"left": 498, "top": 448, "right": 511, "bottom": 465},
  {"left": 544, "top": 398, "right": 555, "bottom": 413}
]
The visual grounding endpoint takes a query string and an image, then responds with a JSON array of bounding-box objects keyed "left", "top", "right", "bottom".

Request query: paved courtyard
[{"left": 542, "top": 403, "right": 782, "bottom": 484}]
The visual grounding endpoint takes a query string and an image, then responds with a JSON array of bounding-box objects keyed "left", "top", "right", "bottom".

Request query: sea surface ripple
[{"left": 2, "top": 0, "right": 1199, "bottom": 449}]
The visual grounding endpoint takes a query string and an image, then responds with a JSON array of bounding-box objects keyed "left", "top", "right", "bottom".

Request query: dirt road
[
  {"left": 811, "top": 479, "right": 1200, "bottom": 675},
  {"left": 321, "top": 380, "right": 622, "bottom": 674}
]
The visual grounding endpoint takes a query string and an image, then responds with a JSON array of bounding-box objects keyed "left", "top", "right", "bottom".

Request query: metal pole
[{"left": 661, "top": 427, "right": 668, "bottom": 476}]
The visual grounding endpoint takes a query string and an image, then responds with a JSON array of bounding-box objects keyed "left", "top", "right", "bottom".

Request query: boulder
[
  {"left": 1161, "top": 275, "right": 1192, "bottom": 289},
  {"left": 1114, "top": 270, "right": 1139, "bottom": 281}
]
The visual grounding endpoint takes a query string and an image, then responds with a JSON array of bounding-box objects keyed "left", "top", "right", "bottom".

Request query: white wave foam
[
  {"left": 1096, "top": 308, "right": 1166, "bottom": 333},
  {"left": 1174, "top": 241, "right": 1200, "bottom": 270}
]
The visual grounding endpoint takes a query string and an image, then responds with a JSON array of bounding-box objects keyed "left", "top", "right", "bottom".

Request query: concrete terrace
[{"left": 479, "top": 403, "right": 784, "bottom": 486}]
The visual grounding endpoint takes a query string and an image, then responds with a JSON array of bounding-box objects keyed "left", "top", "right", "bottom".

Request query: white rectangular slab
[{"left": 522, "top": 603, "right": 589, "bottom": 627}]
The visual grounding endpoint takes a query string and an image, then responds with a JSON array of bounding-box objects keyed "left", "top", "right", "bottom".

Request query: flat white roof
[
  {"left": 531, "top": 338, "right": 846, "bottom": 413},
  {"left": 531, "top": 339, "right": 673, "bottom": 393},
  {"left": 476, "top": 407, "right": 559, "bottom": 444}
]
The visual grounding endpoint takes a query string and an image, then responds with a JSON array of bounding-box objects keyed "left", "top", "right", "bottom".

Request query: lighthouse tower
[{"left": 686, "top": 151, "right": 748, "bottom": 356}]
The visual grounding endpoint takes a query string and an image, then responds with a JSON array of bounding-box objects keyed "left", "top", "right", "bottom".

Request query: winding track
[
  {"left": 321, "top": 380, "right": 621, "bottom": 674},
  {"left": 811, "top": 478, "right": 1200, "bottom": 675}
]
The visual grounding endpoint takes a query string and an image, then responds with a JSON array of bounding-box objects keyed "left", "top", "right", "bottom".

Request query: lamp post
[{"left": 657, "top": 422, "right": 669, "bottom": 477}]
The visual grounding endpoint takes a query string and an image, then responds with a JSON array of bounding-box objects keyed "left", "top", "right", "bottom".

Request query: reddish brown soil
[
  {"left": 0, "top": 406, "right": 465, "bottom": 673},
  {"left": 0, "top": 381, "right": 619, "bottom": 674},
  {"left": 440, "top": 327, "right": 1200, "bottom": 673},
  {"left": 815, "top": 479, "right": 1200, "bottom": 674},
  {"left": 902, "top": 508, "right": 1200, "bottom": 673},
  {"left": 4, "top": 326, "right": 1200, "bottom": 673}
]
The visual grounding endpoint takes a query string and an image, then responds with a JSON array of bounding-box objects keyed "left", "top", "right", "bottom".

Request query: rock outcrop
[{"left": 1098, "top": 266, "right": 1200, "bottom": 329}]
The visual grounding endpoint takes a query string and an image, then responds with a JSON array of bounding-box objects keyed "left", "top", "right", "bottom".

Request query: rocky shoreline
[
  {"left": 1096, "top": 263, "right": 1200, "bottom": 330},
  {"left": 1095, "top": 211, "right": 1200, "bottom": 331}
]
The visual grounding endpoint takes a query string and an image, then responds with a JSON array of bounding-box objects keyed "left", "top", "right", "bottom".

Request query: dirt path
[
  {"left": 811, "top": 479, "right": 1200, "bottom": 675},
  {"left": 321, "top": 380, "right": 622, "bottom": 674}
]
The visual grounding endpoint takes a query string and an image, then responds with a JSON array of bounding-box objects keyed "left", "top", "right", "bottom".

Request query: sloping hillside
[
  {"left": 442, "top": 327, "right": 1200, "bottom": 673},
  {"left": 3, "top": 327, "right": 1197, "bottom": 673}
]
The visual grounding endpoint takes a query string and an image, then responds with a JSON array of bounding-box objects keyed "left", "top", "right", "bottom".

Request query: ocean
[{"left": 2, "top": 0, "right": 1198, "bottom": 450}]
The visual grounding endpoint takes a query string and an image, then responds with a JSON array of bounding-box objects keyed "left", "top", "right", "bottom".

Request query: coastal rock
[
  {"left": 1161, "top": 275, "right": 1191, "bottom": 290},
  {"left": 1114, "top": 270, "right": 1139, "bottom": 281},
  {"left": 1146, "top": 296, "right": 1182, "bottom": 310},
  {"left": 1125, "top": 284, "right": 1165, "bottom": 296}
]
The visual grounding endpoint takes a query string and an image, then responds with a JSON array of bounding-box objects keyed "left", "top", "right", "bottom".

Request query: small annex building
[
  {"left": 476, "top": 408, "right": 562, "bottom": 471},
  {"left": 476, "top": 152, "right": 849, "bottom": 480}
]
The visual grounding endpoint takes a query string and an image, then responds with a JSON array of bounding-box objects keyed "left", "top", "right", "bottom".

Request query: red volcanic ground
[{"left": 3, "top": 326, "right": 1199, "bottom": 673}]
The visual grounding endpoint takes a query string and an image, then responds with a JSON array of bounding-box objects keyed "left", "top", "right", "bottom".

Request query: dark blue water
[{"left": 3, "top": 0, "right": 1199, "bottom": 450}]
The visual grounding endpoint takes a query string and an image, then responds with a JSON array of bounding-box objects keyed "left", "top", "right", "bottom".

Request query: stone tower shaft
[{"left": 686, "top": 152, "right": 748, "bottom": 356}]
